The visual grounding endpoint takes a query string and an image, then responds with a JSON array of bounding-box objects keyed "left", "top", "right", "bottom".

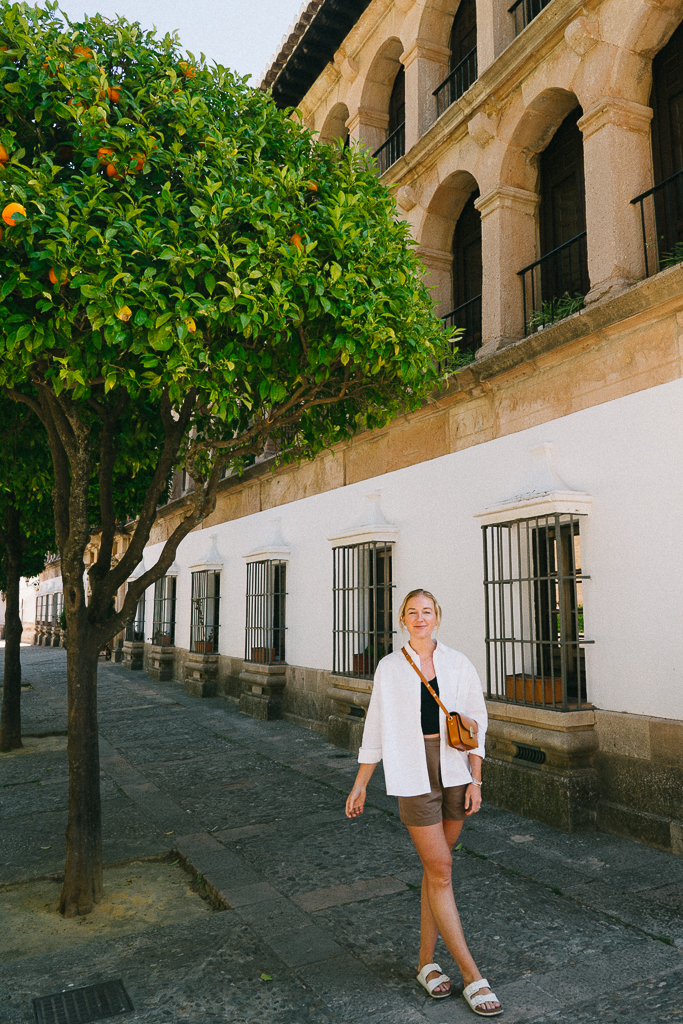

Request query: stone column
[
  {"left": 402, "top": 42, "right": 451, "bottom": 146},
  {"left": 475, "top": 0, "right": 513, "bottom": 73},
  {"left": 416, "top": 245, "right": 454, "bottom": 316},
  {"left": 239, "top": 660, "right": 287, "bottom": 721},
  {"left": 578, "top": 98, "right": 654, "bottom": 304},
  {"left": 346, "top": 108, "right": 389, "bottom": 157},
  {"left": 475, "top": 184, "right": 540, "bottom": 358}
]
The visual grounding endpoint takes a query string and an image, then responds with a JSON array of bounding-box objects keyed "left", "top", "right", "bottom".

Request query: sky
[{"left": 55, "top": 0, "right": 307, "bottom": 83}]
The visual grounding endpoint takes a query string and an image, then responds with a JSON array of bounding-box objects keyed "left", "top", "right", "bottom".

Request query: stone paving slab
[{"left": 2, "top": 646, "right": 683, "bottom": 1024}]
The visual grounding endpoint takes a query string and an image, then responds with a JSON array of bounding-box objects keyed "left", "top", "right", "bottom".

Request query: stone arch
[
  {"left": 319, "top": 102, "right": 350, "bottom": 145},
  {"left": 418, "top": 170, "right": 480, "bottom": 314},
  {"left": 500, "top": 88, "right": 581, "bottom": 191},
  {"left": 415, "top": 0, "right": 464, "bottom": 51},
  {"left": 609, "top": 0, "right": 683, "bottom": 103},
  {"left": 359, "top": 36, "right": 405, "bottom": 118}
]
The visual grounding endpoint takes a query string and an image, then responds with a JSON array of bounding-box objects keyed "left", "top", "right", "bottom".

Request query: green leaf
[
  {"left": 260, "top": 974, "right": 272, "bottom": 982},
  {"left": 4, "top": 82, "right": 22, "bottom": 93},
  {"left": 155, "top": 311, "right": 174, "bottom": 328},
  {"left": 204, "top": 273, "right": 216, "bottom": 295}
]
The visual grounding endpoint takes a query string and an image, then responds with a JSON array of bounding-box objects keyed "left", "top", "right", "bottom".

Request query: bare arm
[
  {"left": 465, "top": 753, "right": 483, "bottom": 816},
  {"left": 345, "top": 762, "right": 378, "bottom": 818}
]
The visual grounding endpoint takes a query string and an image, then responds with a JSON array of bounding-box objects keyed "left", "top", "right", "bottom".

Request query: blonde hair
[{"left": 398, "top": 589, "right": 442, "bottom": 634}]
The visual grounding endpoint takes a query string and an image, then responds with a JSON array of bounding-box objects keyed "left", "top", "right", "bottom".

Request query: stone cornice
[{"left": 578, "top": 96, "right": 653, "bottom": 140}]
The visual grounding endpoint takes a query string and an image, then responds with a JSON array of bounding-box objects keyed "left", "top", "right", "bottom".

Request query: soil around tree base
[{"left": 0, "top": 859, "right": 214, "bottom": 962}]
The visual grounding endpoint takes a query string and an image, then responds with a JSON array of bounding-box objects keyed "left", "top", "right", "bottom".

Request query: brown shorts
[{"left": 397, "top": 736, "right": 468, "bottom": 827}]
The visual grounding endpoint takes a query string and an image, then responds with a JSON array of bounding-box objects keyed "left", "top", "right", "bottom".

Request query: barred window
[
  {"left": 36, "top": 595, "right": 45, "bottom": 624},
  {"left": 125, "top": 590, "right": 146, "bottom": 642},
  {"left": 483, "top": 512, "right": 591, "bottom": 710},
  {"left": 333, "top": 541, "right": 395, "bottom": 680},
  {"left": 245, "top": 560, "right": 286, "bottom": 663},
  {"left": 191, "top": 570, "right": 220, "bottom": 654},
  {"left": 152, "top": 576, "right": 177, "bottom": 646},
  {"left": 53, "top": 592, "right": 63, "bottom": 625}
]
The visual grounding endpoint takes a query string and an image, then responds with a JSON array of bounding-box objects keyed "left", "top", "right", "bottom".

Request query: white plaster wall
[{"left": 143, "top": 376, "right": 683, "bottom": 722}]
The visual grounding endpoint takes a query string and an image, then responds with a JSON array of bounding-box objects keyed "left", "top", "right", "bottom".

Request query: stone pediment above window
[
  {"left": 474, "top": 443, "right": 592, "bottom": 526},
  {"left": 243, "top": 519, "right": 291, "bottom": 563},
  {"left": 188, "top": 533, "right": 223, "bottom": 572},
  {"left": 328, "top": 492, "right": 398, "bottom": 546}
]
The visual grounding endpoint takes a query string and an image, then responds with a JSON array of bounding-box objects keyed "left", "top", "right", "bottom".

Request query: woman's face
[{"left": 402, "top": 596, "right": 438, "bottom": 642}]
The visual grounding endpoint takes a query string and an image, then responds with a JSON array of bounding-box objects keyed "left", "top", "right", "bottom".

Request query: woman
[{"left": 346, "top": 589, "right": 502, "bottom": 1017}]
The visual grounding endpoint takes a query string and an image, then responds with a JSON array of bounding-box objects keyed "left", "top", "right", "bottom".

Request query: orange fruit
[
  {"left": 0, "top": 143, "right": 8, "bottom": 164},
  {"left": 49, "top": 267, "right": 68, "bottom": 285},
  {"left": 290, "top": 233, "right": 303, "bottom": 249},
  {"left": 97, "top": 147, "right": 114, "bottom": 164},
  {"left": 107, "top": 87, "right": 120, "bottom": 103},
  {"left": 306, "top": 181, "right": 318, "bottom": 192},
  {"left": 73, "top": 45, "right": 94, "bottom": 59},
  {"left": 106, "top": 162, "right": 122, "bottom": 179},
  {"left": 2, "top": 202, "right": 26, "bottom": 226},
  {"left": 131, "top": 153, "right": 144, "bottom": 172},
  {"left": 179, "top": 61, "right": 195, "bottom": 78}
]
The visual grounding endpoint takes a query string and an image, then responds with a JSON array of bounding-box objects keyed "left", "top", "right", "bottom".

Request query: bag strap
[{"left": 401, "top": 646, "right": 452, "bottom": 720}]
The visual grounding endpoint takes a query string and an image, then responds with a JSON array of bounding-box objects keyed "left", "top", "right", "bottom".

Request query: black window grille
[
  {"left": 434, "top": 47, "right": 478, "bottom": 117},
  {"left": 333, "top": 542, "right": 394, "bottom": 679},
  {"left": 245, "top": 560, "right": 287, "bottom": 663},
  {"left": 152, "top": 575, "right": 177, "bottom": 646},
  {"left": 191, "top": 570, "right": 220, "bottom": 654},
  {"left": 125, "top": 588, "right": 146, "bottom": 642},
  {"left": 483, "top": 513, "right": 592, "bottom": 710},
  {"left": 373, "top": 123, "right": 405, "bottom": 175},
  {"left": 508, "top": 0, "right": 552, "bottom": 35}
]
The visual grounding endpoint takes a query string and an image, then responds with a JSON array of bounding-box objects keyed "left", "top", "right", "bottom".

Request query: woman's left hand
[{"left": 464, "top": 783, "right": 482, "bottom": 816}]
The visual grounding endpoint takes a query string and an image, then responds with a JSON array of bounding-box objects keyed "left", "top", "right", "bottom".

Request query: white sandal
[
  {"left": 463, "top": 978, "right": 503, "bottom": 1016},
  {"left": 416, "top": 962, "right": 451, "bottom": 999}
]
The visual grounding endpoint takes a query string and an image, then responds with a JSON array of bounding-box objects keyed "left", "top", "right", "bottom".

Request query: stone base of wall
[
  {"left": 184, "top": 652, "right": 218, "bottom": 698},
  {"left": 122, "top": 640, "right": 144, "bottom": 671},
  {"left": 147, "top": 644, "right": 175, "bottom": 682},
  {"left": 483, "top": 757, "right": 599, "bottom": 833}
]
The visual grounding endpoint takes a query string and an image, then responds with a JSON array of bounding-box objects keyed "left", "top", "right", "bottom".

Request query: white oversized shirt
[{"left": 357, "top": 640, "right": 488, "bottom": 797}]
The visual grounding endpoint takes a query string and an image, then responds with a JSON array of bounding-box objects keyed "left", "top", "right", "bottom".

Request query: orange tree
[{"left": 0, "top": 2, "right": 453, "bottom": 916}]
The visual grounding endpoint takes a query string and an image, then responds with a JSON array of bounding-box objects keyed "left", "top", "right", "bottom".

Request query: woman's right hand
[{"left": 346, "top": 782, "right": 367, "bottom": 818}]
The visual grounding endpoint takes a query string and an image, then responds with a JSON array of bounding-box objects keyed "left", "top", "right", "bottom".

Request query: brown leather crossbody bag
[{"left": 401, "top": 646, "right": 478, "bottom": 752}]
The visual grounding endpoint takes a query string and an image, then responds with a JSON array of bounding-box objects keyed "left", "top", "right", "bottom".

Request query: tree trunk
[
  {"left": 0, "top": 505, "right": 24, "bottom": 751},
  {"left": 59, "top": 628, "right": 103, "bottom": 917}
]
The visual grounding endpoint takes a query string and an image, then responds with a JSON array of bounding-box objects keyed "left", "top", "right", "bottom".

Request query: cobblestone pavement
[{"left": 1, "top": 646, "right": 682, "bottom": 1023}]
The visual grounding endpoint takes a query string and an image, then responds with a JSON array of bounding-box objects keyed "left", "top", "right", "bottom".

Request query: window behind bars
[
  {"left": 152, "top": 576, "right": 177, "bottom": 646},
  {"left": 125, "top": 589, "right": 146, "bottom": 643},
  {"left": 245, "top": 560, "right": 286, "bottom": 663},
  {"left": 483, "top": 513, "right": 591, "bottom": 710},
  {"left": 191, "top": 570, "right": 220, "bottom": 653},
  {"left": 333, "top": 542, "right": 395, "bottom": 680}
]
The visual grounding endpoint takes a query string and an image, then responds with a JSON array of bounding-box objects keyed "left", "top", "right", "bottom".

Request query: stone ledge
[{"left": 486, "top": 698, "right": 595, "bottom": 731}]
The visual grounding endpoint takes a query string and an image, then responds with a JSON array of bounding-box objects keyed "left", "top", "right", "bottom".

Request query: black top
[{"left": 421, "top": 677, "right": 441, "bottom": 735}]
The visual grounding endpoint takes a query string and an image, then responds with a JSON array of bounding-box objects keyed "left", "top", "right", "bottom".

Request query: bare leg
[
  {"left": 408, "top": 821, "right": 500, "bottom": 1013},
  {"left": 418, "top": 818, "right": 463, "bottom": 995}
]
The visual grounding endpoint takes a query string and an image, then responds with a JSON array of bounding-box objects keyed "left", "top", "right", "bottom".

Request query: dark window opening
[
  {"left": 509, "top": 0, "right": 553, "bottom": 36},
  {"left": 152, "top": 575, "right": 177, "bottom": 646},
  {"left": 442, "top": 189, "right": 482, "bottom": 359},
  {"left": 388, "top": 65, "right": 405, "bottom": 135},
  {"left": 333, "top": 542, "right": 395, "bottom": 679},
  {"left": 125, "top": 589, "right": 145, "bottom": 643},
  {"left": 374, "top": 65, "right": 406, "bottom": 173},
  {"left": 483, "top": 513, "right": 591, "bottom": 710},
  {"left": 434, "top": 0, "right": 478, "bottom": 117},
  {"left": 191, "top": 570, "right": 220, "bottom": 654},
  {"left": 520, "top": 107, "right": 589, "bottom": 332},
  {"left": 245, "top": 560, "right": 287, "bottom": 664}
]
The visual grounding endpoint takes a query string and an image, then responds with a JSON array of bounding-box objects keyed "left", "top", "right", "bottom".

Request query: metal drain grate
[
  {"left": 32, "top": 980, "right": 134, "bottom": 1024},
  {"left": 513, "top": 743, "right": 546, "bottom": 765}
]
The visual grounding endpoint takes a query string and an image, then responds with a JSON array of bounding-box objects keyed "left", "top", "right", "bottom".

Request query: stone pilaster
[
  {"left": 578, "top": 98, "right": 653, "bottom": 303},
  {"left": 484, "top": 701, "right": 599, "bottom": 832},
  {"left": 122, "top": 639, "right": 144, "bottom": 671},
  {"left": 148, "top": 644, "right": 176, "bottom": 682},
  {"left": 239, "top": 660, "right": 287, "bottom": 720},
  {"left": 475, "top": 184, "right": 540, "bottom": 357},
  {"left": 184, "top": 651, "right": 218, "bottom": 698},
  {"left": 326, "top": 680, "right": 371, "bottom": 753},
  {"left": 402, "top": 42, "right": 450, "bottom": 145}
]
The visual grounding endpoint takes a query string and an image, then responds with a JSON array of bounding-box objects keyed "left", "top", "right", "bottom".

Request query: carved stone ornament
[
  {"left": 396, "top": 185, "right": 418, "bottom": 211},
  {"left": 564, "top": 17, "right": 600, "bottom": 56},
  {"left": 468, "top": 112, "right": 498, "bottom": 148}
]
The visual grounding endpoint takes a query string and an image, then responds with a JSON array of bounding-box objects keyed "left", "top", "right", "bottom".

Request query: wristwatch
[{"left": 469, "top": 778, "right": 482, "bottom": 788}]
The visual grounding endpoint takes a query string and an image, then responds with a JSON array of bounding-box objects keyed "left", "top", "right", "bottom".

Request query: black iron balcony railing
[
  {"left": 434, "top": 47, "right": 478, "bottom": 118},
  {"left": 373, "top": 122, "right": 405, "bottom": 175},
  {"left": 508, "top": 0, "right": 552, "bottom": 35},
  {"left": 631, "top": 167, "right": 683, "bottom": 278},
  {"left": 441, "top": 294, "right": 482, "bottom": 362},
  {"left": 518, "top": 232, "right": 588, "bottom": 335}
]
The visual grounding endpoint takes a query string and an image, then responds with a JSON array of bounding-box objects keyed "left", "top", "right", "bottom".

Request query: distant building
[{"left": 38, "top": 0, "right": 683, "bottom": 853}]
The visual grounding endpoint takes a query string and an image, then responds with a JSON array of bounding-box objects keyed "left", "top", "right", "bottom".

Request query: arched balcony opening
[
  {"left": 434, "top": 0, "right": 478, "bottom": 118},
  {"left": 519, "top": 105, "right": 589, "bottom": 332},
  {"left": 444, "top": 189, "right": 482, "bottom": 357},
  {"left": 632, "top": 20, "right": 683, "bottom": 275},
  {"left": 373, "top": 63, "right": 406, "bottom": 174},
  {"left": 319, "top": 102, "right": 350, "bottom": 147}
]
